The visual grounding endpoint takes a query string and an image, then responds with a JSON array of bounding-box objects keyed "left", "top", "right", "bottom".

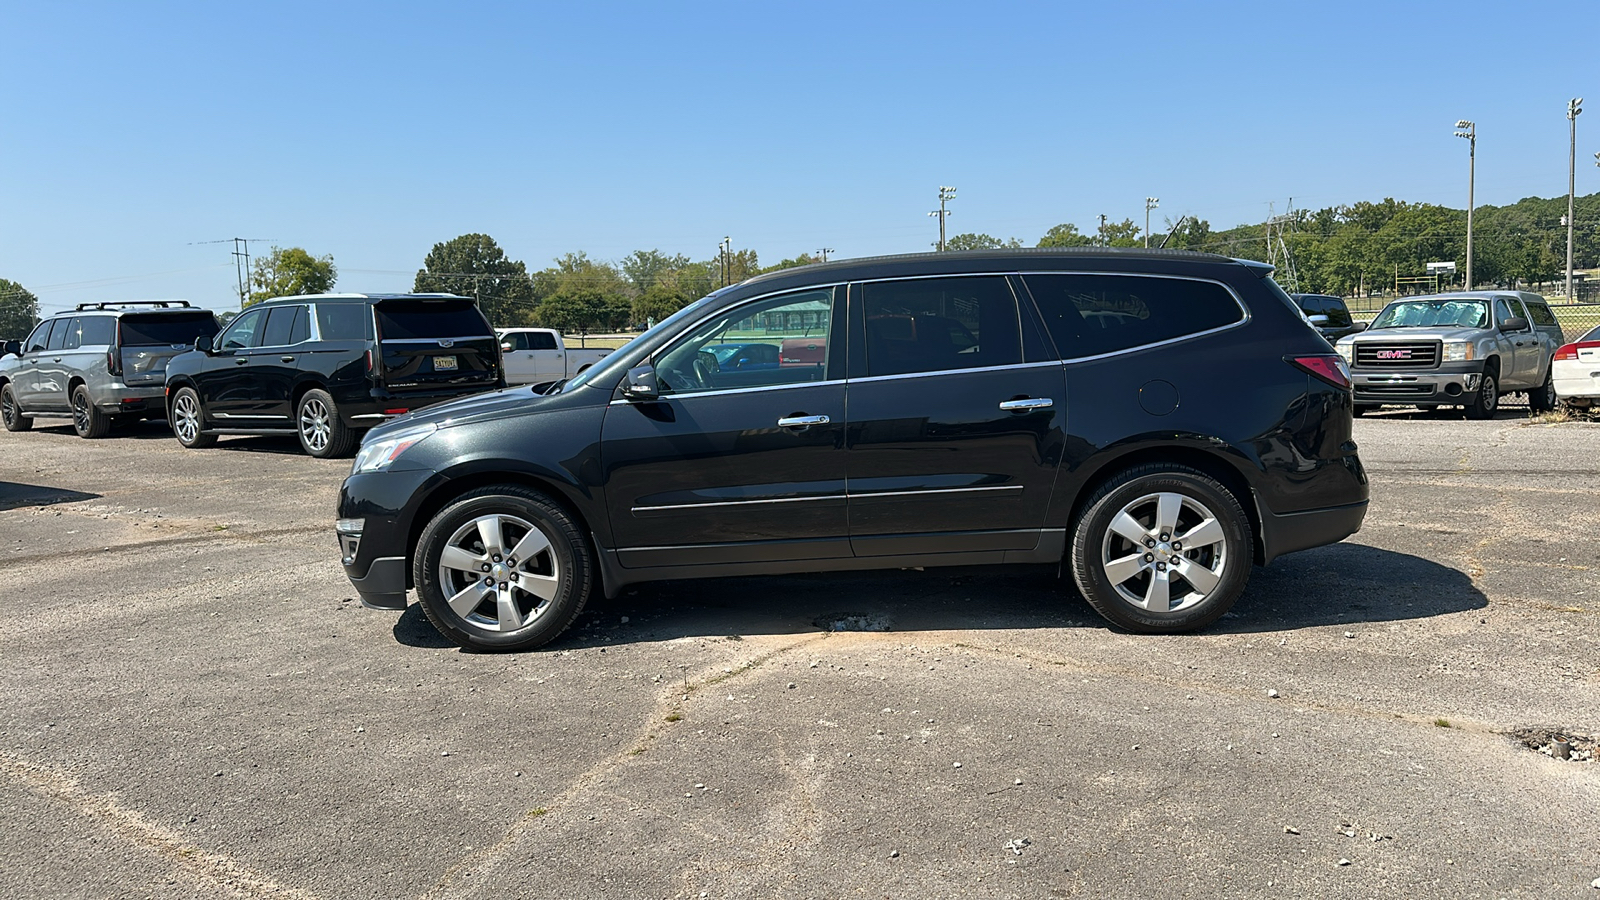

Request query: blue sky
[{"left": 2, "top": 1, "right": 1594, "bottom": 315}]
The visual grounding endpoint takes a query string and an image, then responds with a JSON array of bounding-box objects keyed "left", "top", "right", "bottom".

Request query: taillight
[
  {"left": 364, "top": 349, "right": 373, "bottom": 374},
  {"left": 1554, "top": 341, "right": 1599, "bottom": 360},
  {"left": 1288, "top": 354, "right": 1351, "bottom": 390},
  {"left": 106, "top": 347, "right": 121, "bottom": 376}
]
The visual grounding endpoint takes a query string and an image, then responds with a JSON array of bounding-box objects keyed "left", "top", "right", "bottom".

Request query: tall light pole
[
  {"left": 1143, "top": 197, "right": 1160, "bottom": 248},
  {"left": 1454, "top": 120, "right": 1476, "bottom": 290},
  {"left": 928, "top": 186, "right": 956, "bottom": 251},
  {"left": 1568, "top": 98, "right": 1584, "bottom": 301}
]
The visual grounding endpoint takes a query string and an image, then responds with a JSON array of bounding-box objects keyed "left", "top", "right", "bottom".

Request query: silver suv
[
  {"left": 1, "top": 301, "right": 220, "bottom": 438},
  {"left": 1335, "top": 291, "right": 1565, "bottom": 418}
]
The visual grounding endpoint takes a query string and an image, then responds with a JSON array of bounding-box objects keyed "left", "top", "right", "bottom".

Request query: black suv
[
  {"left": 336, "top": 250, "right": 1368, "bottom": 651},
  {"left": 164, "top": 293, "right": 503, "bottom": 458}
]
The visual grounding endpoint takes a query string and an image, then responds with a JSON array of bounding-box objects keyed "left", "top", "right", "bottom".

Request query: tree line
[{"left": 5, "top": 190, "right": 1598, "bottom": 339}]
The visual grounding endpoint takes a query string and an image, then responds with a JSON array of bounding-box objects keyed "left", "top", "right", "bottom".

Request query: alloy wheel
[
  {"left": 436, "top": 513, "right": 561, "bottom": 632},
  {"left": 299, "top": 397, "right": 331, "bottom": 453},
  {"left": 1100, "top": 491, "right": 1228, "bottom": 614},
  {"left": 173, "top": 394, "right": 201, "bottom": 443},
  {"left": 72, "top": 391, "right": 90, "bottom": 434}
]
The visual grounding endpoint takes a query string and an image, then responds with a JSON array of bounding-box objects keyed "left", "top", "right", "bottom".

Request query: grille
[{"left": 1354, "top": 341, "right": 1439, "bottom": 369}]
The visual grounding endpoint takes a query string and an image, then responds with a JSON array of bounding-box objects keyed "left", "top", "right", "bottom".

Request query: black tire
[
  {"left": 1, "top": 383, "right": 32, "bottom": 432},
  {"left": 1527, "top": 364, "right": 1557, "bottom": 414},
  {"left": 296, "top": 389, "right": 357, "bottom": 459},
  {"left": 169, "top": 386, "right": 217, "bottom": 448},
  {"left": 414, "top": 486, "right": 593, "bottom": 652},
  {"left": 1352, "top": 404, "right": 1376, "bottom": 417},
  {"left": 1464, "top": 363, "right": 1499, "bottom": 420},
  {"left": 1069, "top": 464, "right": 1253, "bottom": 633},
  {"left": 71, "top": 385, "right": 111, "bottom": 439}
]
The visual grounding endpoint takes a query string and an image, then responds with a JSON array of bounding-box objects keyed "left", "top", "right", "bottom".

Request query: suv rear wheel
[
  {"left": 71, "top": 385, "right": 111, "bottom": 439},
  {"left": 1070, "top": 464, "right": 1253, "bottom": 633},
  {"left": 414, "top": 486, "right": 593, "bottom": 652},
  {"left": 170, "top": 387, "right": 217, "bottom": 448},
  {"left": 297, "top": 389, "right": 357, "bottom": 458},
  {"left": 1, "top": 384, "right": 31, "bottom": 432}
]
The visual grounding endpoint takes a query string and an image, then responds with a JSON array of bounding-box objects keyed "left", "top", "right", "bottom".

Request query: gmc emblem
[{"left": 1376, "top": 349, "right": 1412, "bottom": 360}]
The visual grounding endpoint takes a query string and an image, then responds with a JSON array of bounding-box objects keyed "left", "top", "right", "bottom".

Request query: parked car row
[{"left": 2, "top": 293, "right": 507, "bottom": 457}]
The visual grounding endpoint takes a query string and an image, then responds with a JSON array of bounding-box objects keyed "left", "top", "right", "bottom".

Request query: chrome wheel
[
  {"left": 1480, "top": 374, "right": 1497, "bottom": 414},
  {"left": 299, "top": 396, "right": 331, "bottom": 453},
  {"left": 173, "top": 393, "right": 202, "bottom": 443},
  {"left": 1100, "top": 491, "right": 1228, "bottom": 614},
  {"left": 435, "top": 513, "right": 561, "bottom": 632}
]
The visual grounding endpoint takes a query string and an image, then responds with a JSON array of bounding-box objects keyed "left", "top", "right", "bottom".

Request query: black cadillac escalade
[
  {"left": 336, "top": 250, "right": 1368, "bottom": 650},
  {"left": 164, "top": 293, "right": 503, "bottom": 458}
]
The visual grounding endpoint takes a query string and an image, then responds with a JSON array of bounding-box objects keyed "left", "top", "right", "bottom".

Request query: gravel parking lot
[{"left": 2, "top": 409, "right": 1597, "bottom": 899}]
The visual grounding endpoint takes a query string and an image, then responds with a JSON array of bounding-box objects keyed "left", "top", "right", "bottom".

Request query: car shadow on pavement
[
  {"left": 389, "top": 542, "right": 1485, "bottom": 652},
  {"left": 0, "top": 480, "right": 101, "bottom": 512}
]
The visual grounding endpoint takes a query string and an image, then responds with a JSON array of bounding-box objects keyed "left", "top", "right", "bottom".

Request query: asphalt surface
[{"left": 1, "top": 408, "right": 1597, "bottom": 899}]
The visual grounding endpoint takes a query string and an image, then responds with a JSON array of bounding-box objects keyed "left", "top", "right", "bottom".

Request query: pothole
[
  {"left": 815, "top": 613, "right": 891, "bottom": 633},
  {"left": 1506, "top": 727, "right": 1595, "bottom": 762}
]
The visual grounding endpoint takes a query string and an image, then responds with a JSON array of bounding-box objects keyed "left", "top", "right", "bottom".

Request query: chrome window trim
[
  {"left": 609, "top": 377, "right": 843, "bottom": 405},
  {"left": 377, "top": 336, "right": 496, "bottom": 344},
  {"left": 1013, "top": 269, "right": 1253, "bottom": 364},
  {"left": 847, "top": 359, "right": 1061, "bottom": 385}
]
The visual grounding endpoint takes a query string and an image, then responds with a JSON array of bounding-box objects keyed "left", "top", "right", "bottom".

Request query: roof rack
[{"left": 74, "top": 300, "right": 193, "bottom": 311}]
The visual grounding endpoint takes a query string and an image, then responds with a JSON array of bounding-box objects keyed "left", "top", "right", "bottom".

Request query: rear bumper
[
  {"left": 1260, "top": 500, "right": 1368, "bottom": 564},
  {"left": 340, "top": 385, "right": 500, "bottom": 427},
  {"left": 93, "top": 385, "right": 166, "bottom": 412}
]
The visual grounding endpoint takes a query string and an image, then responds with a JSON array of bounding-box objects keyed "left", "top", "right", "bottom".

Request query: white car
[{"left": 1552, "top": 323, "right": 1600, "bottom": 409}]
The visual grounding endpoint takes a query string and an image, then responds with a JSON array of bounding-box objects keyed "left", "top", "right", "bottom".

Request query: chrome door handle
[
  {"left": 998, "top": 397, "right": 1053, "bottom": 410},
  {"left": 281, "top": 356, "right": 295, "bottom": 362},
  {"left": 777, "top": 414, "right": 830, "bottom": 427},
  {"left": 52, "top": 357, "right": 62, "bottom": 363},
  {"left": 235, "top": 358, "right": 249, "bottom": 365}
]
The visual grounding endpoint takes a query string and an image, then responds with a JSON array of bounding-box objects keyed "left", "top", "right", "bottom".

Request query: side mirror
[
  {"left": 1307, "top": 314, "right": 1330, "bottom": 326},
  {"left": 1, "top": 340, "right": 19, "bottom": 358},
  {"left": 500, "top": 342, "right": 513, "bottom": 352},
  {"left": 1352, "top": 321, "right": 1368, "bottom": 333},
  {"left": 194, "top": 334, "right": 214, "bottom": 354},
  {"left": 1499, "top": 316, "right": 1529, "bottom": 332},
  {"left": 622, "top": 363, "right": 659, "bottom": 401}
]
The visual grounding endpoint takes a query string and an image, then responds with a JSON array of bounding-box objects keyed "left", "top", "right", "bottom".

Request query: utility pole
[
  {"left": 718, "top": 237, "right": 731, "bottom": 287},
  {"left": 1144, "top": 198, "right": 1160, "bottom": 248},
  {"left": 1098, "top": 214, "right": 1108, "bottom": 247},
  {"left": 1568, "top": 98, "right": 1583, "bottom": 301},
  {"left": 1454, "top": 120, "right": 1476, "bottom": 291},
  {"left": 816, "top": 248, "right": 832, "bottom": 262},
  {"left": 928, "top": 186, "right": 956, "bottom": 251}
]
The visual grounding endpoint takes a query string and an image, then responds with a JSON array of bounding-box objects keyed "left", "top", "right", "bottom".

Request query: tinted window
[
  {"left": 58, "top": 317, "right": 84, "bottom": 350},
  {"left": 1496, "top": 298, "right": 1528, "bottom": 329},
  {"left": 219, "top": 308, "right": 265, "bottom": 350},
  {"left": 79, "top": 316, "right": 115, "bottom": 346},
  {"left": 25, "top": 321, "right": 53, "bottom": 353},
  {"left": 1583, "top": 323, "right": 1600, "bottom": 343},
  {"left": 262, "top": 305, "right": 303, "bottom": 347},
  {"left": 374, "top": 300, "right": 490, "bottom": 340},
  {"left": 861, "top": 276, "right": 1020, "bottom": 377},
  {"left": 1525, "top": 301, "right": 1558, "bottom": 327},
  {"left": 526, "top": 330, "right": 558, "bottom": 350},
  {"left": 119, "top": 312, "right": 219, "bottom": 346},
  {"left": 1295, "top": 295, "right": 1324, "bottom": 315},
  {"left": 288, "top": 305, "right": 311, "bottom": 344},
  {"left": 46, "top": 318, "right": 75, "bottom": 350},
  {"left": 315, "top": 303, "right": 371, "bottom": 341},
  {"left": 655, "top": 289, "right": 833, "bottom": 395},
  {"left": 1024, "top": 274, "right": 1244, "bottom": 359}
]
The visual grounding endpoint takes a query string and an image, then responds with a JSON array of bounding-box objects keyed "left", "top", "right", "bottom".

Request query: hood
[
  {"left": 1345, "top": 326, "right": 1482, "bottom": 343},
  {"left": 365, "top": 385, "right": 547, "bottom": 440}
]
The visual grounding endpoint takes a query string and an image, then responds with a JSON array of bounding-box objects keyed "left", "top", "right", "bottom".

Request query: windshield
[
  {"left": 1371, "top": 299, "right": 1488, "bottom": 329},
  {"left": 559, "top": 290, "right": 726, "bottom": 392}
]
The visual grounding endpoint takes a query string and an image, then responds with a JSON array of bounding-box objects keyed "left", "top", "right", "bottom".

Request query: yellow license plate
[{"left": 434, "top": 355, "right": 458, "bottom": 371}]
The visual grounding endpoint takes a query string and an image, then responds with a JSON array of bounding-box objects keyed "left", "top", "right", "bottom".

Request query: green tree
[
  {"left": 1037, "top": 223, "right": 1094, "bottom": 248},
  {"left": 942, "top": 233, "right": 1023, "bottom": 251},
  {"left": 414, "top": 233, "right": 535, "bottom": 327},
  {"left": 1101, "top": 218, "right": 1142, "bottom": 247},
  {"left": 763, "top": 252, "right": 823, "bottom": 272},
  {"left": 0, "top": 278, "right": 40, "bottom": 340},
  {"left": 1162, "top": 217, "right": 1213, "bottom": 250},
  {"left": 247, "top": 247, "right": 336, "bottom": 307},
  {"left": 621, "top": 249, "right": 691, "bottom": 293}
]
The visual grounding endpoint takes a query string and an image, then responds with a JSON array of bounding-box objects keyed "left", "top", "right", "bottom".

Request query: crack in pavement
[
  {"left": 1, "top": 754, "right": 319, "bottom": 899},
  {"left": 0, "top": 525, "right": 328, "bottom": 571},
  {"left": 419, "top": 632, "right": 830, "bottom": 900}
]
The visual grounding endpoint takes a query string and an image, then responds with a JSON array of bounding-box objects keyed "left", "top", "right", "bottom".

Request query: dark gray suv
[{"left": 1, "top": 301, "right": 220, "bottom": 437}]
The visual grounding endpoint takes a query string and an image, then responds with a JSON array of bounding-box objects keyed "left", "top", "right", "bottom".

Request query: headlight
[
  {"left": 351, "top": 422, "right": 437, "bottom": 474},
  {"left": 1442, "top": 341, "right": 1474, "bottom": 362},
  {"left": 1335, "top": 341, "right": 1354, "bottom": 363}
]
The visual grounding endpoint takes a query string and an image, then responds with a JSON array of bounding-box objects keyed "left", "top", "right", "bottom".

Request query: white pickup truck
[{"left": 496, "top": 328, "right": 614, "bottom": 386}]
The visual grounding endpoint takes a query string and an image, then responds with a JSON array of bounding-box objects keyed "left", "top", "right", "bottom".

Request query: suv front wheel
[
  {"left": 170, "top": 387, "right": 217, "bottom": 448},
  {"left": 1, "top": 383, "right": 31, "bottom": 432},
  {"left": 413, "top": 486, "right": 593, "bottom": 652},
  {"left": 1070, "top": 464, "right": 1253, "bottom": 633}
]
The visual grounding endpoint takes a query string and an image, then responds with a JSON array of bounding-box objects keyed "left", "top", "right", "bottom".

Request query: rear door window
[
  {"left": 119, "top": 312, "right": 220, "bottom": 346},
  {"left": 47, "top": 318, "right": 75, "bottom": 351},
  {"left": 261, "top": 305, "right": 305, "bottom": 347},
  {"left": 1022, "top": 274, "right": 1244, "bottom": 359},
  {"left": 58, "top": 317, "right": 84, "bottom": 349},
  {"left": 375, "top": 300, "right": 491, "bottom": 340},
  {"left": 859, "top": 275, "right": 1020, "bottom": 377},
  {"left": 527, "top": 330, "right": 558, "bottom": 350}
]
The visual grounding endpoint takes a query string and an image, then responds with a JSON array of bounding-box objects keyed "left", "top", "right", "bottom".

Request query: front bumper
[
  {"left": 1350, "top": 361, "right": 1485, "bottom": 405},
  {"left": 337, "top": 466, "right": 438, "bottom": 610}
]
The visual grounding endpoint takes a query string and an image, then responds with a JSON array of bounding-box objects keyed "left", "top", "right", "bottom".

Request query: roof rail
[{"left": 73, "top": 300, "right": 193, "bottom": 311}]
